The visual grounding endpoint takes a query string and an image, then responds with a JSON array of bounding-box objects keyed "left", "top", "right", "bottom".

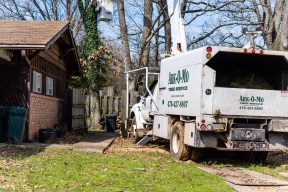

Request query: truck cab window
[{"left": 145, "top": 80, "right": 158, "bottom": 98}]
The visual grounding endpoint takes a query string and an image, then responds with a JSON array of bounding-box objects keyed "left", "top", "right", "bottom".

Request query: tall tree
[
  {"left": 77, "top": 0, "right": 102, "bottom": 129},
  {"left": 116, "top": 0, "right": 131, "bottom": 72},
  {"left": 281, "top": 6, "right": 288, "bottom": 51},
  {"left": 159, "top": 0, "right": 171, "bottom": 54},
  {"left": 139, "top": 0, "right": 153, "bottom": 67}
]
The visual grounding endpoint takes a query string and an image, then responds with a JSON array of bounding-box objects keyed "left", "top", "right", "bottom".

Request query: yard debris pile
[
  {"left": 218, "top": 72, "right": 273, "bottom": 90},
  {"left": 52, "top": 132, "right": 87, "bottom": 144}
]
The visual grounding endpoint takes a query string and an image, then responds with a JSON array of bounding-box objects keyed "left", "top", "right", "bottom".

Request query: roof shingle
[{"left": 0, "top": 20, "right": 69, "bottom": 48}]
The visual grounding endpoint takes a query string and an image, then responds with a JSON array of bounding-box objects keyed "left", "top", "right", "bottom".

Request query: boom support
[{"left": 167, "top": 0, "right": 187, "bottom": 55}]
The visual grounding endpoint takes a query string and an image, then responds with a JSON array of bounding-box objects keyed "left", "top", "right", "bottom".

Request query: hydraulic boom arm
[{"left": 167, "top": 0, "right": 187, "bottom": 55}]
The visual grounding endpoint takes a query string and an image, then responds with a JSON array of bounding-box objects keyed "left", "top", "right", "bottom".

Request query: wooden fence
[
  {"left": 99, "top": 88, "right": 138, "bottom": 129},
  {"left": 71, "top": 89, "right": 86, "bottom": 131}
]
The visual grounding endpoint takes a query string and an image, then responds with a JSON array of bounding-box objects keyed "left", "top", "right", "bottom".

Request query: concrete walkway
[
  {"left": 198, "top": 166, "right": 288, "bottom": 192},
  {"left": 9, "top": 132, "right": 117, "bottom": 153}
]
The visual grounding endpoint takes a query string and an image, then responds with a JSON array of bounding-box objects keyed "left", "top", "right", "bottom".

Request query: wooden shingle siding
[{"left": 30, "top": 48, "right": 67, "bottom": 99}]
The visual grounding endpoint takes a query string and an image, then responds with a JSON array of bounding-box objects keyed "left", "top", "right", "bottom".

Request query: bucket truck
[{"left": 126, "top": 0, "right": 288, "bottom": 162}]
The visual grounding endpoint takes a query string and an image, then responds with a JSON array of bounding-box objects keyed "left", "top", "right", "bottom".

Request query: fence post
[{"left": 121, "top": 90, "right": 127, "bottom": 138}]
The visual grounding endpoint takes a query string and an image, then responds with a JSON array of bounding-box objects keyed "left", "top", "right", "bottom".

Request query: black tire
[
  {"left": 190, "top": 148, "right": 205, "bottom": 162},
  {"left": 170, "top": 121, "right": 191, "bottom": 161},
  {"left": 130, "top": 116, "right": 139, "bottom": 144}
]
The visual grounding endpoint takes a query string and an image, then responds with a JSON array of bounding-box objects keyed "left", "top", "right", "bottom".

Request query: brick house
[{"left": 0, "top": 20, "right": 81, "bottom": 141}]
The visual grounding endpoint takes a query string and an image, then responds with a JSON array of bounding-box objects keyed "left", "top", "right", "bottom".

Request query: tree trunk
[
  {"left": 116, "top": 0, "right": 136, "bottom": 92},
  {"left": 116, "top": 0, "right": 131, "bottom": 72},
  {"left": 257, "top": 0, "right": 285, "bottom": 50},
  {"left": 159, "top": 0, "right": 171, "bottom": 54},
  {"left": 77, "top": 0, "right": 101, "bottom": 131},
  {"left": 90, "top": 92, "right": 101, "bottom": 130},
  {"left": 281, "top": 4, "right": 288, "bottom": 51},
  {"left": 140, "top": 0, "right": 153, "bottom": 67}
]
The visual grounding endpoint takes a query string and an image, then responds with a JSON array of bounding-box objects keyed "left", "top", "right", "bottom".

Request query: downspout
[{"left": 21, "top": 50, "right": 32, "bottom": 142}]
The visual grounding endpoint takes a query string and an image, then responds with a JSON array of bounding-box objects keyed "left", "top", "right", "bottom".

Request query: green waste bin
[
  {"left": 0, "top": 106, "right": 6, "bottom": 141},
  {"left": 6, "top": 106, "right": 28, "bottom": 144}
]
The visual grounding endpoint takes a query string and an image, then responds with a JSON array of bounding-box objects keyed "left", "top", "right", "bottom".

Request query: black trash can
[
  {"left": 39, "top": 128, "right": 56, "bottom": 143},
  {"left": 6, "top": 106, "right": 28, "bottom": 144},
  {"left": 106, "top": 114, "right": 117, "bottom": 132}
]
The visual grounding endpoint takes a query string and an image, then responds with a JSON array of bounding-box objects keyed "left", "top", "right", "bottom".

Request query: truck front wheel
[
  {"left": 130, "top": 116, "right": 139, "bottom": 144},
  {"left": 170, "top": 122, "right": 191, "bottom": 161}
]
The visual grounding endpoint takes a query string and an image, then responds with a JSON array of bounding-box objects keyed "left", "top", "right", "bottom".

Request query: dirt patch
[
  {"left": 105, "top": 137, "right": 170, "bottom": 154},
  {"left": 0, "top": 145, "right": 44, "bottom": 159}
]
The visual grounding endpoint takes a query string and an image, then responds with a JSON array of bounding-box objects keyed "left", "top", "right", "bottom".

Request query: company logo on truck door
[
  {"left": 239, "top": 95, "right": 264, "bottom": 110},
  {"left": 168, "top": 69, "right": 189, "bottom": 84}
]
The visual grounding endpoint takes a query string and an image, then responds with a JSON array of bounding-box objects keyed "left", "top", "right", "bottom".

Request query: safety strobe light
[
  {"left": 201, "top": 119, "right": 205, "bottom": 123},
  {"left": 206, "top": 46, "right": 212, "bottom": 53}
]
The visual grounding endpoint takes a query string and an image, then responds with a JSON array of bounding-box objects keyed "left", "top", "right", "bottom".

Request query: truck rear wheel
[
  {"left": 170, "top": 122, "right": 191, "bottom": 161},
  {"left": 130, "top": 116, "right": 139, "bottom": 144}
]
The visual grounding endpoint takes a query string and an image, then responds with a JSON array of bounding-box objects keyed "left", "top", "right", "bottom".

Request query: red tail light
[
  {"left": 200, "top": 124, "right": 206, "bottom": 130},
  {"left": 252, "top": 49, "right": 255, "bottom": 53},
  {"left": 206, "top": 46, "right": 212, "bottom": 53},
  {"left": 260, "top": 50, "right": 264, "bottom": 54},
  {"left": 243, "top": 48, "right": 247, "bottom": 53}
]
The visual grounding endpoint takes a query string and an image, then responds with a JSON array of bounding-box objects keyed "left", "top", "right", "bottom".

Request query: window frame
[
  {"left": 32, "top": 70, "right": 42, "bottom": 94},
  {"left": 46, "top": 76, "right": 54, "bottom": 96}
]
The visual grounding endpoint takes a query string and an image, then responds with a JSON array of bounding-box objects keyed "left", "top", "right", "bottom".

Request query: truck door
[{"left": 141, "top": 80, "right": 158, "bottom": 121}]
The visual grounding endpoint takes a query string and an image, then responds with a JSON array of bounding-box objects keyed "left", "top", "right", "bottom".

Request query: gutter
[{"left": 0, "top": 45, "right": 45, "bottom": 50}]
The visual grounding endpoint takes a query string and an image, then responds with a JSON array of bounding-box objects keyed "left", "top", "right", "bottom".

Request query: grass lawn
[{"left": 0, "top": 145, "right": 234, "bottom": 192}]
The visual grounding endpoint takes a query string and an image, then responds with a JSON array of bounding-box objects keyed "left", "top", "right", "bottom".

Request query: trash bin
[
  {"left": 39, "top": 128, "right": 56, "bottom": 143},
  {"left": 106, "top": 114, "right": 117, "bottom": 132},
  {"left": 6, "top": 106, "right": 28, "bottom": 145},
  {"left": 0, "top": 106, "right": 6, "bottom": 141}
]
